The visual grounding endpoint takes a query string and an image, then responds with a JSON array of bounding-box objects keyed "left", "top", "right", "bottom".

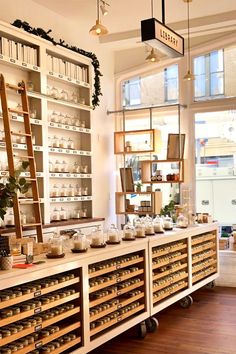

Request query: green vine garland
[{"left": 12, "top": 20, "right": 103, "bottom": 109}]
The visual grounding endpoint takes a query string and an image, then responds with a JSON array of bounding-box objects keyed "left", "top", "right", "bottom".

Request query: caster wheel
[
  {"left": 146, "top": 317, "right": 159, "bottom": 333},
  {"left": 137, "top": 321, "right": 147, "bottom": 339},
  {"left": 205, "top": 281, "right": 215, "bottom": 289},
  {"left": 179, "top": 295, "right": 193, "bottom": 309}
]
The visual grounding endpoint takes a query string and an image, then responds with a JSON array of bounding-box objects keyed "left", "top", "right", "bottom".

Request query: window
[
  {"left": 122, "top": 77, "right": 141, "bottom": 107},
  {"left": 164, "top": 64, "right": 178, "bottom": 102},
  {"left": 194, "top": 49, "right": 224, "bottom": 100}
]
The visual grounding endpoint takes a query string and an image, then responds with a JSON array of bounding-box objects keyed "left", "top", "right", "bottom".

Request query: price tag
[
  {"left": 50, "top": 148, "right": 55, "bottom": 152},
  {"left": 67, "top": 197, "right": 71, "bottom": 201},
  {"left": 58, "top": 124, "right": 62, "bottom": 128},
  {"left": 22, "top": 62, "right": 27, "bottom": 67},
  {"left": 10, "top": 58, "right": 16, "bottom": 63},
  {"left": 35, "top": 146, "right": 40, "bottom": 151},
  {"left": 49, "top": 71, "right": 53, "bottom": 75},
  {"left": 0, "top": 142, "right": 5, "bottom": 146},
  {"left": 35, "top": 341, "right": 42, "bottom": 349},
  {"left": 74, "top": 197, "right": 78, "bottom": 201},
  {"left": 51, "top": 173, "right": 56, "bottom": 177},
  {"left": 51, "top": 198, "right": 56, "bottom": 202},
  {"left": 0, "top": 54, "right": 3, "bottom": 59},
  {"left": 67, "top": 77, "right": 72, "bottom": 81},
  {"left": 72, "top": 127, "right": 76, "bottom": 131},
  {"left": 50, "top": 122, "right": 55, "bottom": 126},
  {"left": 86, "top": 129, "right": 90, "bottom": 133},
  {"left": 13, "top": 143, "right": 18, "bottom": 148},
  {"left": 1, "top": 171, "right": 7, "bottom": 176},
  {"left": 11, "top": 115, "right": 18, "bottom": 120},
  {"left": 73, "top": 150, "right": 77, "bottom": 154},
  {"left": 67, "top": 174, "right": 71, "bottom": 177},
  {"left": 34, "top": 307, "right": 42, "bottom": 314},
  {"left": 35, "top": 324, "right": 42, "bottom": 332},
  {"left": 80, "top": 151, "right": 84, "bottom": 155},
  {"left": 117, "top": 316, "right": 122, "bottom": 322},
  {"left": 66, "top": 149, "right": 70, "bottom": 154},
  {"left": 60, "top": 198, "right": 64, "bottom": 202},
  {"left": 33, "top": 66, "right": 38, "bottom": 71},
  {"left": 58, "top": 74, "right": 63, "bottom": 79},
  {"left": 79, "top": 128, "right": 83, "bottom": 132},
  {"left": 65, "top": 125, "right": 69, "bottom": 129},
  {"left": 87, "top": 174, "right": 90, "bottom": 178},
  {"left": 58, "top": 149, "right": 63, "bottom": 153},
  {"left": 34, "top": 119, "right": 40, "bottom": 124},
  {"left": 59, "top": 173, "right": 63, "bottom": 177},
  {"left": 76, "top": 80, "right": 80, "bottom": 85}
]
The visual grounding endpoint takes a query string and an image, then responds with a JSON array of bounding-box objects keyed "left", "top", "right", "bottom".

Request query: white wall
[{"left": 0, "top": 0, "right": 116, "bottom": 226}]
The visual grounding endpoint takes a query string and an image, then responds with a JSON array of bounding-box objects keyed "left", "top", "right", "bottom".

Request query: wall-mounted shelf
[{"left": 141, "top": 159, "right": 184, "bottom": 184}]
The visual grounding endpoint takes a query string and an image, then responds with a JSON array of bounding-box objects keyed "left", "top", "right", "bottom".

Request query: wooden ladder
[{"left": 0, "top": 74, "right": 43, "bottom": 242}]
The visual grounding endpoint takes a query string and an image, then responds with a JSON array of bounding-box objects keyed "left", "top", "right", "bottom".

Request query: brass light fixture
[
  {"left": 145, "top": 48, "right": 160, "bottom": 63},
  {"left": 89, "top": 0, "right": 108, "bottom": 36},
  {"left": 183, "top": 0, "right": 195, "bottom": 81},
  {"left": 100, "top": 0, "right": 109, "bottom": 16}
]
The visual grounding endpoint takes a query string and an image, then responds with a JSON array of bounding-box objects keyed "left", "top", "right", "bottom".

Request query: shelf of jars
[
  {"left": 88, "top": 250, "right": 146, "bottom": 339},
  {"left": 48, "top": 121, "right": 90, "bottom": 134},
  {"left": 0, "top": 171, "right": 44, "bottom": 177},
  {"left": 0, "top": 114, "right": 42, "bottom": 126},
  {"left": 50, "top": 196, "right": 92, "bottom": 203},
  {"left": 191, "top": 231, "right": 217, "bottom": 285},
  {"left": 0, "top": 267, "right": 82, "bottom": 353},
  {"left": 0, "top": 141, "right": 43, "bottom": 151},
  {"left": 114, "top": 129, "right": 161, "bottom": 155},
  {"left": 115, "top": 192, "right": 155, "bottom": 215},
  {"left": 141, "top": 159, "right": 184, "bottom": 184}
]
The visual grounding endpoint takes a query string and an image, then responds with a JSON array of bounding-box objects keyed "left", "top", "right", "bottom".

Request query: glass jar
[
  {"left": 67, "top": 138, "right": 74, "bottom": 149},
  {"left": 73, "top": 231, "right": 88, "bottom": 251},
  {"left": 59, "top": 137, "right": 67, "bottom": 149},
  {"left": 50, "top": 86, "right": 59, "bottom": 99},
  {"left": 70, "top": 92, "right": 78, "bottom": 103},
  {"left": 68, "top": 184, "right": 75, "bottom": 197},
  {"left": 80, "top": 120, "right": 86, "bottom": 128},
  {"left": 48, "top": 233, "right": 64, "bottom": 256},
  {"left": 90, "top": 227, "right": 104, "bottom": 247},
  {"left": 60, "top": 90, "right": 68, "bottom": 101},
  {"left": 54, "top": 160, "right": 61, "bottom": 173},
  {"left": 73, "top": 162, "right": 81, "bottom": 174},
  {"left": 29, "top": 108, "right": 37, "bottom": 119},
  {"left": 50, "top": 111, "right": 58, "bottom": 123},
  {"left": 144, "top": 215, "right": 155, "bottom": 235},
  {"left": 75, "top": 184, "right": 82, "bottom": 196},
  {"left": 81, "top": 165, "right": 88, "bottom": 174},
  {"left": 60, "top": 184, "right": 67, "bottom": 197},
  {"left": 177, "top": 214, "right": 188, "bottom": 228},
  {"left": 60, "top": 207, "right": 67, "bottom": 221},
  {"left": 107, "top": 224, "right": 120, "bottom": 243},
  {"left": 52, "top": 184, "right": 59, "bottom": 197},
  {"left": 73, "top": 209, "right": 81, "bottom": 219},
  {"left": 52, "top": 136, "right": 59, "bottom": 148},
  {"left": 123, "top": 223, "right": 135, "bottom": 240},
  {"left": 81, "top": 208, "right": 87, "bottom": 218},
  {"left": 78, "top": 97, "right": 85, "bottom": 105},
  {"left": 134, "top": 220, "right": 146, "bottom": 238},
  {"left": 65, "top": 114, "right": 72, "bottom": 126},
  {"left": 58, "top": 113, "right": 66, "bottom": 124},
  {"left": 61, "top": 161, "right": 68, "bottom": 173},
  {"left": 51, "top": 208, "right": 60, "bottom": 222},
  {"left": 27, "top": 81, "right": 34, "bottom": 92},
  {"left": 74, "top": 118, "right": 81, "bottom": 127},
  {"left": 5, "top": 210, "right": 14, "bottom": 227},
  {"left": 163, "top": 215, "right": 173, "bottom": 230},
  {"left": 153, "top": 215, "right": 164, "bottom": 233},
  {"left": 82, "top": 186, "right": 88, "bottom": 196},
  {"left": 20, "top": 211, "right": 27, "bottom": 225}
]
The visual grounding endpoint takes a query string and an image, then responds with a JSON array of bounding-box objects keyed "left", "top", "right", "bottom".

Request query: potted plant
[
  {"left": 0, "top": 161, "right": 30, "bottom": 221},
  {"left": 160, "top": 200, "right": 177, "bottom": 222},
  {"left": 134, "top": 181, "right": 142, "bottom": 193}
]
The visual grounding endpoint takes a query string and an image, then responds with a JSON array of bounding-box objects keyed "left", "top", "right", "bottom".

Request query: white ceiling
[{"left": 32, "top": 0, "right": 236, "bottom": 52}]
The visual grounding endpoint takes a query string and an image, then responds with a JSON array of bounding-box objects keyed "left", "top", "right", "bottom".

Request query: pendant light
[
  {"left": 145, "top": 48, "right": 160, "bottom": 63},
  {"left": 100, "top": 0, "right": 109, "bottom": 16},
  {"left": 89, "top": 0, "right": 108, "bottom": 36},
  {"left": 183, "top": 0, "right": 195, "bottom": 81}
]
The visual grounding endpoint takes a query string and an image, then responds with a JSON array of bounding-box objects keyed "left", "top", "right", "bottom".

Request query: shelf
[
  {"left": 19, "top": 198, "right": 44, "bottom": 204},
  {"left": 90, "top": 292, "right": 144, "bottom": 323},
  {"left": 49, "top": 172, "right": 92, "bottom": 179},
  {"left": 153, "top": 281, "right": 188, "bottom": 304},
  {"left": 89, "top": 280, "right": 144, "bottom": 308},
  {"left": 0, "top": 53, "right": 40, "bottom": 72},
  {"left": 90, "top": 304, "right": 145, "bottom": 337},
  {"left": 0, "top": 171, "right": 44, "bottom": 177},
  {"left": 142, "top": 180, "right": 183, "bottom": 184},
  {"left": 152, "top": 253, "right": 188, "bottom": 270},
  {"left": 153, "top": 272, "right": 188, "bottom": 292},
  {"left": 89, "top": 269, "right": 144, "bottom": 293},
  {"left": 153, "top": 263, "right": 188, "bottom": 281},
  {"left": 192, "top": 241, "right": 215, "bottom": 255},
  {"left": 47, "top": 70, "right": 90, "bottom": 89},
  {"left": 192, "top": 267, "right": 217, "bottom": 284},
  {"left": 191, "top": 233, "right": 216, "bottom": 246},
  {"left": 51, "top": 337, "right": 81, "bottom": 354},
  {"left": 48, "top": 147, "right": 91, "bottom": 156},
  {"left": 0, "top": 114, "right": 42, "bottom": 125},
  {"left": 192, "top": 250, "right": 216, "bottom": 264},
  {"left": 15, "top": 322, "right": 81, "bottom": 354},
  {"left": 141, "top": 159, "right": 184, "bottom": 184},
  {"left": 48, "top": 121, "right": 91, "bottom": 134},
  {"left": 152, "top": 243, "right": 187, "bottom": 258},
  {"left": 0, "top": 292, "right": 80, "bottom": 327},
  {"left": 50, "top": 196, "right": 92, "bottom": 203},
  {"left": 0, "top": 306, "right": 80, "bottom": 346},
  {"left": 0, "top": 141, "right": 43, "bottom": 151},
  {"left": 141, "top": 159, "right": 184, "bottom": 163},
  {"left": 192, "top": 259, "right": 217, "bottom": 274},
  {"left": 89, "top": 257, "right": 144, "bottom": 279}
]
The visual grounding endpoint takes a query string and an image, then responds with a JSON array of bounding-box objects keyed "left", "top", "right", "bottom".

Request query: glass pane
[
  {"left": 210, "top": 72, "right": 224, "bottom": 96},
  {"left": 195, "top": 75, "right": 206, "bottom": 98},
  {"left": 210, "top": 50, "right": 224, "bottom": 72},
  {"left": 194, "top": 56, "right": 206, "bottom": 75}
]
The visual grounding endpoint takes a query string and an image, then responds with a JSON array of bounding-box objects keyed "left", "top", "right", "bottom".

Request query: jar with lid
[
  {"left": 67, "top": 138, "right": 74, "bottom": 149},
  {"left": 20, "top": 211, "right": 27, "bottom": 225},
  {"left": 50, "top": 111, "right": 58, "bottom": 123},
  {"left": 72, "top": 209, "right": 81, "bottom": 219},
  {"left": 134, "top": 220, "right": 146, "bottom": 238},
  {"left": 58, "top": 113, "right": 66, "bottom": 124},
  {"left": 50, "top": 87, "right": 59, "bottom": 99},
  {"left": 60, "top": 207, "right": 67, "bottom": 221},
  {"left": 52, "top": 136, "right": 59, "bottom": 148},
  {"left": 30, "top": 107, "right": 37, "bottom": 119},
  {"left": 48, "top": 233, "right": 64, "bottom": 257},
  {"left": 68, "top": 184, "right": 75, "bottom": 197},
  {"left": 163, "top": 215, "right": 173, "bottom": 230},
  {"left": 81, "top": 208, "right": 87, "bottom": 218},
  {"left": 60, "top": 90, "right": 68, "bottom": 101},
  {"left": 54, "top": 160, "right": 61, "bottom": 173},
  {"left": 70, "top": 92, "right": 78, "bottom": 103},
  {"left": 59, "top": 137, "right": 67, "bottom": 149},
  {"left": 51, "top": 208, "right": 60, "bottom": 222},
  {"left": 123, "top": 223, "right": 135, "bottom": 240},
  {"left": 52, "top": 184, "right": 59, "bottom": 197},
  {"left": 74, "top": 118, "right": 81, "bottom": 127},
  {"left": 65, "top": 114, "right": 72, "bottom": 125},
  {"left": 153, "top": 215, "right": 164, "bottom": 233},
  {"left": 177, "top": 214, "right": 188, "bottom": 228},
  {"left": 75, "top": 184, "right": 82, "bottom": 196},
  {"left": 61, "top": 161, "right": 68, "bottom": 173},
  {"left": 5, "top": 210, "right": 15, "bottom": 227},
  {"left": 60, "top": 184, "right": 67, "bottom": 197},
  {"left": 72, "top": 230, "right": 88, "bottom": 251},
  {"left": 90, "top": 227, "right": 105, "bottom": 247},
  {"left": 107, "top": 224, "right": 120, "bottom": 244},
  {"left": 82, "top": 186, "right": 88, "bottom": 196},
  {"left": 81, "top": 120, "right": 86, "bottom": 128},
  {"left": 81, "top": 165, "right": 88, "bottom": 174},
  {"left": 73, "top": 162, "right": 81, "bottom": 174},
  {"left": 144, "top": 215, "right": 155, "bottom": 235}
]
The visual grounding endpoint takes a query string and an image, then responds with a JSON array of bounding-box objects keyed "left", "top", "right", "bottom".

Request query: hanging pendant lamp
[
  {"left": 183, "top": 0, "right": 195, "bottom": 81},
  {"left": 89, "top": 0, "right": 108, "bottom": 36},
  {"left": 145, "top": 48, "right": 160, "bottom": 63}
]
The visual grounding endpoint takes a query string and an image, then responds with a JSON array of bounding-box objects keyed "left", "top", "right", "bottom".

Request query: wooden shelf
[
  {"left": 90, "top": 292, "right": 144, "bottom": 323},
  {"left": 0, "top": 141, "right": 43, "bottom": 151},
  {"left": 49, "top": 172, "right": 92, "bottom": 179},
  {"left": 89, "top": 257, "right": 144, "bottom": 279},
  {"left": 89, "top": 269, "right": 144, "bottom": 293},
  {"left": 0, "top": 277, "right": 79, "bottom": 310},
  {"left": 0, "top": 171, "right": 44, "bottom": 177},
  {"left": 48, "top": 147, "right": 91, "bottom": 156},
  {"left": 192, "top": 259, "right": 217, "bottom": 274},
  {"left": 192, "top": 250, "right": 216, "bottom": 264},
  {"left": 89, "top": 280, "right": 144, "bottom": 308},
  {"left": 152, "top": 243, "right": 187, "bottom": 258},
  {"left": 90, "top": 304, "right": 145, "bottom": 337},
  {"left": 0, "top": 114, "right": 42, "bottom": 125},
  {"left": 192, "top": 267, "right": 217, "bottom": 284},
  {"left": 191, "top": 233, "right": 216, "bottom": 246},
  {"left": 48, "top": 121, "right": 90, "bottom": 134},
  {"left": 0, "top": 306, "right": 80, "bottom": 346},
  {"left": 152, "top": 253, "right": 188, "bottom": 270},
  {"left": 153, "top": 263, "right": 188, "bottom": 281},
  {"left": 192, "top": 241, "right": 215, "bottom": 255},
  {"left": 141, "top": 159, "right": 184, "bottom": 185},
  {"left": 51, "top": 337, "right": 81, "bottom": 354},
  {"left": 153, "top": 281, "right": 188, "bottom": 304},
  {"left": 153, "top": 272, "right": 188, "bottom": 292},
  {"left": 0, "top": 292, "right": 80, "bottom": 327}
]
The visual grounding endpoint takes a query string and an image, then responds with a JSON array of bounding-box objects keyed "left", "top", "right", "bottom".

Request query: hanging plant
[
  {"left": 0, "top": 161, "right": 30, "bottom": 220},
  {"left": 11, "top": 20, "right": 103, "bottom": 109}
]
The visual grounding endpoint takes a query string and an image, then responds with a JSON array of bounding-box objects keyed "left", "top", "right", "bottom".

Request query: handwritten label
[
  {"left": 66, "top": 149, "right": 70, "bottom": 154},
  {"left": 22, "top": 62, "right": 27, "bottom": 67},
  {"left": 10, "top": 58, "right": 16, "bottom": 63},
  {"left": 49, "top": 71, "right": 53, "bottom": 75},
  {"left": 50, "top": 122, "right": 55, "bottom": 126},
  {"left": 33, "top": 66, "right": 38, "bottom": 71},
  {"left": 35, "top": 324, "right": 42, "bottom": 332},
  {"left": 65, "top": 125, "right": 69, "bottom": 129},
  {"left": 34, "top": 307, "right": 41, "bottom": 314},
  {"left": 58, "top": 74, "right": 63, "bottom": 79},
  {"left": 67, "top": 77, "right": 72, "bottom": 81},
  {"left": 35, "top": 341, "right": 42, "bottom": 349},
  {"left": 34, "top": 290, "right": 41, "bottom": 297},
  {"left": 34, "top": 120, "right": 40, "bottom": 124}
]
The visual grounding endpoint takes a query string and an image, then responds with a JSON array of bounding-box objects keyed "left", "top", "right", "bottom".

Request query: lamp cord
[
  {"left": 187, "top": 0, "right": 191, "bottom": 71},
  {"left": 97, "top": 0, "right": 100, "bottom": 21},
  {"left": 151, "top": 0, "right": 154, "bottom": 17}
]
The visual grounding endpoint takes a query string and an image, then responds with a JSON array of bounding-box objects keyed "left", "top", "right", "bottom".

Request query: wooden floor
[{"left": 90, "top": 287, "right": 236, "bottom": 354}]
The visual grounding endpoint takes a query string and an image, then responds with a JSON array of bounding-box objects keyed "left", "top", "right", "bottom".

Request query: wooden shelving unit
[
  {"left": 0, "top": 20, "right": 93, "bottom": 227},
  {"left": 141, "top": 159, "right": 184, "bottom": 184}
]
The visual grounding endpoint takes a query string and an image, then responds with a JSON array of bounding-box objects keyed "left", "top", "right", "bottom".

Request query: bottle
[
  {"left": 67, "top": 138, "right": 74, "bottom": 149},
  {"left": 49, "top": 232, "right": 64, "bottom": 256},
  {"left": 54, "top": 160, "right": 61, "bottom": 173},
  {"left": 73, "top": 162, "right": 81, "bottom": 173},
  {"left": 68, "top": 184, "right": 75, "bottom": 197},
  {"left": 60, "top": 207, "right": 67, "bottom": 221},
  {"left": 60, "top": 90, "right": 68, "bottom": 101},
  {"left": 107, "top": 224, "right": 120, "bottom": 243},
  {"left": 51, "top": 208, "right": 60, "bottom": 222},
  {"left": 82, "top": 186, "right": 88, "bottom": 196},
  {"left": 52, "top": 135, "right": 59, "bottom": 148},
  {"left": 61, "top": 161, "right": 68, "bottom": 173},
  {"left": 123, "top": 223, "right": 135, "bottom": 240},
  {"left": 52, "top": 184, "right": 59, "bottom": 197},
  {"left": 50, "top": 111, "right": 58, "bottom": 123},
  {"left": 75, "top": 184, "right": 82, "bottom": 196},
  {"left": 59, "top": 137, "right": 67, "bottom": 149},
  {"left": 60, "top": 184, "right": 67, "bottom": 197},
  {"left": 5, "top": 210, "right": 15, "bottom": 227}
]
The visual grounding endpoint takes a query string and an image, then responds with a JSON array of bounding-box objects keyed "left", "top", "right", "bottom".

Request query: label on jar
[
  {"left": 34, "top": 307, "right": 42, "bottom": 314},
  {"left": 34, "top": 290, "right": 41, "bottom": 297},
  {"left": 35, "top": 324, "right": 42, "bottom": 332},
  {"left": 35, "top": 341, "right": 42, "bottom": 349}
]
